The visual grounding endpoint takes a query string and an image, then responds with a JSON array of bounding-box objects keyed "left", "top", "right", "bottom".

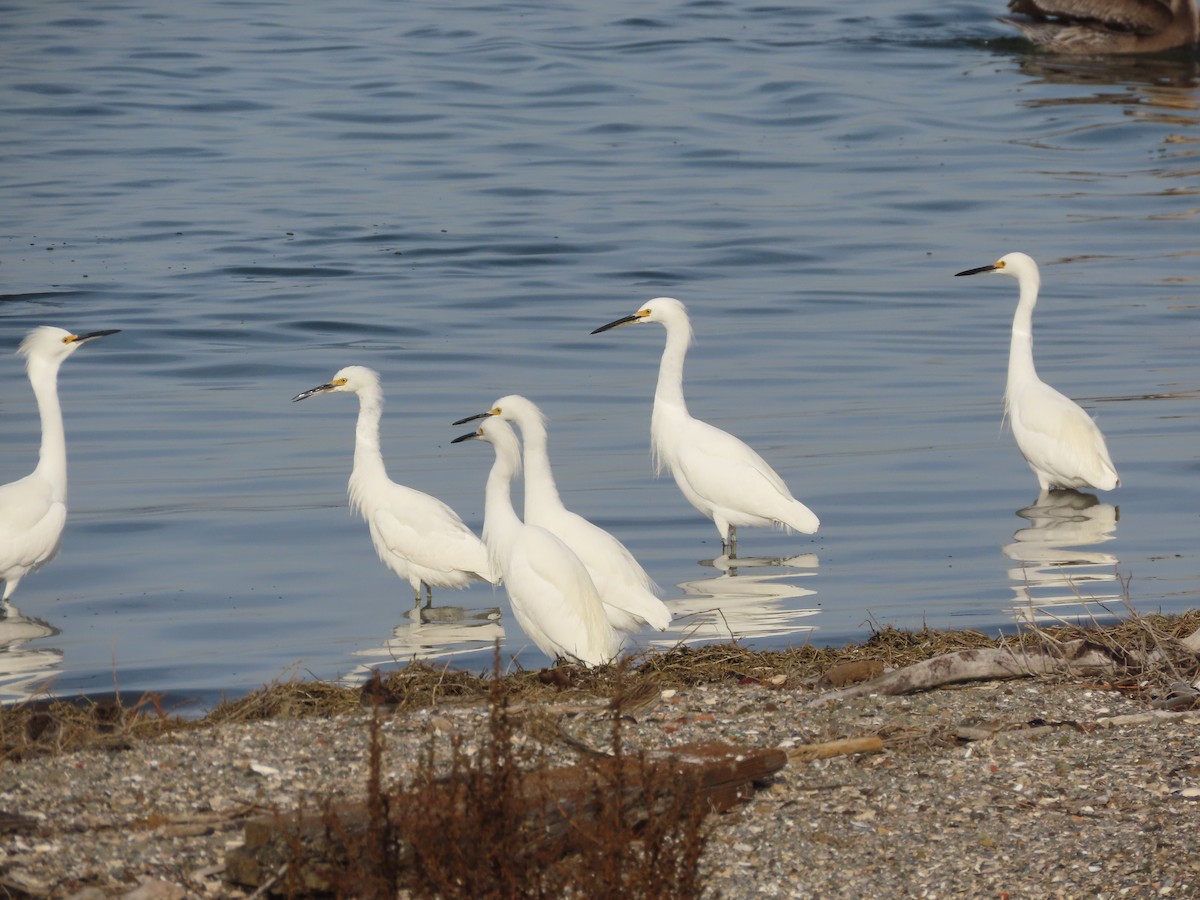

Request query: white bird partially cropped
[
  {"left": 592, "top": 297, "right": 820, "bottom": 556},
  {"left": 0, "top": 326, "right": 120, "bottom": 604},
  {"left": 956, "top": 252, "right": 1119, "bottom": 494},
  {"left": 292, "top": 366, "right": 493, "bottom": 605},
  {"left": 1000, "top": 0, "right": 1198, "bottom": 54},
  {"left": 453, "top": 395, "right": 670, "bottom": 633},
  {"left": 453, "top": 416, "right": 620, "bottom": 667}
]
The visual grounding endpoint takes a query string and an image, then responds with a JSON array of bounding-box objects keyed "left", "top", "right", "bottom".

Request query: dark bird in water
[{"left": 1001, "top": 0, "right": 1199, "bottom": 53}]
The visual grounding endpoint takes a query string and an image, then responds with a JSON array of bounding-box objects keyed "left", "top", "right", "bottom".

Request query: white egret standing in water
[
  {"left": 454, "top": 395, "right": 670, "bottom": 632},
  {"left": 293, "top": 366, "right": 493, "bottom": 605},
  {"left": 592, "top": 297, "right": 819, "bottom": 556},
  {"left": 0, "top": 326, "right": 120, "bottom": 604},
  {"left": 453, "top": 417, "right": 619, "bottom": 667},
  {"left": 956, "top": 252, "right": 1119, "bottom": 494}
]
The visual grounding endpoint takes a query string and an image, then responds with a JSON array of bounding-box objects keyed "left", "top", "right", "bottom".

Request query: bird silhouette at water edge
[
  {"left": 0, "top": 326, "right": 120, "bottom": 607},
  {"left": 293, "top": 366, "right": 494, "bottom": 606},
  {"left": 453, "top": 416, "right": 620, "bottom": 668},
  {"left": 454, "top": 394, "right": 670, "bottom": 633},
  {"left": 956, "top": 252, "right": 1119, "bottom": 495},
  {"left": 592, "top": 297, "right": 819, "bottom": 557}
]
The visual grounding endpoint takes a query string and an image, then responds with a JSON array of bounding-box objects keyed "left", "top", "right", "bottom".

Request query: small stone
[{"left": 121, "top": 878, "right": 188, "bottom": 900}]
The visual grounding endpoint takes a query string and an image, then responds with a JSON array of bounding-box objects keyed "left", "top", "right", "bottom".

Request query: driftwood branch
[
  {"left": 808, "top": 639, "right": 1124, "bottom": 707},
  {"left": 786, "top": 736, "right": 884, "bottom": 763}
]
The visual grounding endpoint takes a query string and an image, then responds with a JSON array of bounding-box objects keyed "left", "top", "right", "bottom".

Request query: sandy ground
[{"left": 0, "top": 665, "right": 1198, "bottom": 898}]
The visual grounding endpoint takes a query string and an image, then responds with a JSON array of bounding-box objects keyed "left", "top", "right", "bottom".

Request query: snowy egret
[
  {"left": 453, "top": 395, "right": 670, "bottom": 633},
  {"left": 956, "top": 252, "right": 1119, "bottom": 494},
  {"left": 592, "top": 297, "right": 820, "bottom": 556},
  {"left": 0, "top": 326, "right": 120, "bottom": 604},
  {"left": 452, "top": 417, "right": 620, "bottom": 667},
  {"left": 1000, "top": 0, "right": 1198, "bottom": 54},
  {"left": 292, "top": 366, "right": 493, "bottom": 605}
]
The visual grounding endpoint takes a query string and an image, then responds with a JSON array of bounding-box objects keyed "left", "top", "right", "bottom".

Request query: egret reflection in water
[
  {"left": 653, "top": 553, "right": 820, "bottom": 647},
  {"left": 343, "top": 604, "right": 504, "bottom": 684},
  {"left": 1004, "top": 490, "right": 1121, "bottom": 625},
  {"left": 0, "top": 604, "right": 62, "bottom": 702}
]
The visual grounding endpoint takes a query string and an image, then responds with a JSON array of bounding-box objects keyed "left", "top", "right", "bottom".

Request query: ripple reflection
[
  {"left": 343, "top": 603, "right": 504, "bottom": 684},
  {"left": 1004, "top": 490, "right": 1121, "bottom": 625},
  {"left": 653, "top": 554, "right": 820, "bottom": 646},
  {"left": 0, "top": 603, "right": 62, "bottom": 702}
]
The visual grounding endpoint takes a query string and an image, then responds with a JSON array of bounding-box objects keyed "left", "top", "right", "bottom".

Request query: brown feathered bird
[{"left": 1001, "top": 0, "right": 1199, "bottom": 53}]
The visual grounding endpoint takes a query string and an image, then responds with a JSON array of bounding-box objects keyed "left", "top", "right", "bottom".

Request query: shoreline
[{"left": 1, "top": 621, "right": 1198, "bottom": 897}]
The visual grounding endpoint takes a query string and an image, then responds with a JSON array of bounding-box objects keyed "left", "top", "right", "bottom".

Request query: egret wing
[
  {"left": 0, "top": 474, "right": 56, "bottom": 536},
  {"left": 0, "top": 499, "right": 65, "bottom": 572},
  {"left": 1010, "top": 385, "right": 1117, "bottom": 488},
  {"left": 370, "top": 487, "right": 491, "bottom": 580},
  {"left": 0, "top": 474, "right": 66, "bottom": 572},
  {"left": 545, "top": 509, "right": 667, "bottom": 630},
  {"left": 671, "top": 417, "right": 807, "bottom": 521},
  {"left": 506, "top": 528, "right": 615, "bottom": 663}
]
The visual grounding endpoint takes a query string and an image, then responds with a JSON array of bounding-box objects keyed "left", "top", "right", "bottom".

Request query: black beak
[
  {"left": 591, "top": 313, "right": 641, "bottom": 335},
  {"left": 73, "top": 329, "right": 121, "bottom": 343},
  {"left": 452, "top": 411, "right": 491, "bottom": 426},
  {"left": 292, "top": 383, "right": 336, "bottom": 402},
  {"left": 451, "top": 429, "right": 481, "bottom": 444},
  {"left": 954, "top": 264, "right": 997, "bottom": 277}
]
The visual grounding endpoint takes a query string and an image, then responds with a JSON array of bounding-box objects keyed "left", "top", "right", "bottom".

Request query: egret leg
[{"left": 728, "top": 525, "right": 738, "bottom": 559}]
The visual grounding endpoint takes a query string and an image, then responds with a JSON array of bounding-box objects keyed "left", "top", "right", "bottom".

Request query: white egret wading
[
  {"left": 956, "top": 252, "right": 1119, "bottom": 494},
  {"left": 293, "top": 366, "right": 493, "bottom": 605},
  {"left": 453, "top": 417, "right": 620, "bottom": 667},
  {"left": 592, "top": 297, "right": 819, "bottom": 556},
  {"left": 0, "top": 326, "right": 120, "bottom": 604},
  {"left": 454, "top": 395, "right": 670, "bottom": 633}
]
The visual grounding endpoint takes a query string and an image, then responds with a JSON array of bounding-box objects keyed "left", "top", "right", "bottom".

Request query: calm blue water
[{"left": 2, "top": 0, "right": 1198, "bottom": 708}]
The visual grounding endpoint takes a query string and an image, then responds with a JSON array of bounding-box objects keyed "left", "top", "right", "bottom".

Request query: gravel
[{"left": 1, "top": 677, "right": 1198, "bottom": 898}]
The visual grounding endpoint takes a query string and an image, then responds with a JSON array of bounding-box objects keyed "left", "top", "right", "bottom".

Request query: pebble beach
[{"left": 1, "top": 656, "right": 1198, "bottom": 899}]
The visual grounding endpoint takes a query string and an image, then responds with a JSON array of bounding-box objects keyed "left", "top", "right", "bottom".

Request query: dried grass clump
[
  {"left": 364, "top": 654, "right": 676, "bottom": 713},
  {"left": 0, "top": 693, "right": 185, "bottom": 761},
  {"left": 302, "top": 662, "right": 712, "bottom": 899},
  {"left": 205, "top": 679, "right": 362, "bottom": 724},
  {"left": 7, "top": 611, "right": 1198, "bottom": 765},
  {"left": 1011, "top": 607, "right": 1200, "bottom": 698},
  {"left": 858, "top": 625, "right": 1000, "bottom": 666}
]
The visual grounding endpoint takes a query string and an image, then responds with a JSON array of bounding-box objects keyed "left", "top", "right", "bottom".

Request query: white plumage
[
  {"left": 454, "top": 394, "right": 669, "bottom": 633},
  {"left": 1, "top": 326, "right": 120, "bottom": 604},
  {"left": 293, "top": 366, "right": 493, "bottom": 604},
  {"left": 453, "top": 416, "right": 619, "bottom": 667},
  {"left": 592, "top": 297, "right": 819, "bottom": 555},
  {"left": 956, "top": 252, "right": 1119, "bottom": 494}
]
